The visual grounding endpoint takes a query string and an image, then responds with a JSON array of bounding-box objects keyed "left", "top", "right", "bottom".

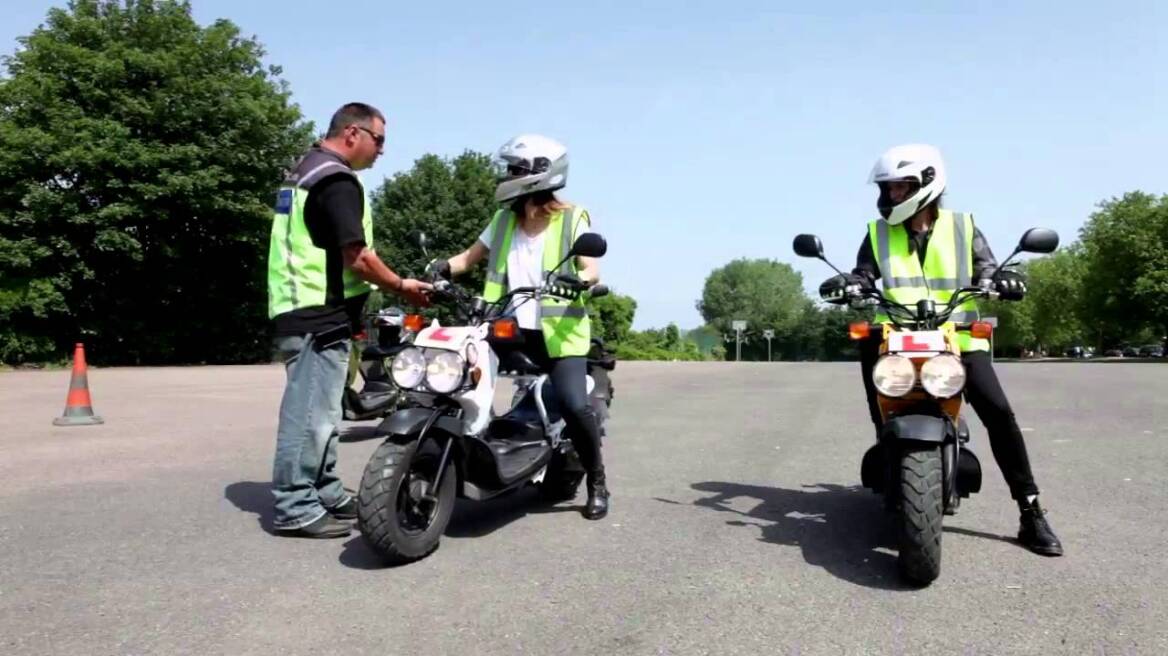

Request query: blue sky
[{"left": 4, "top": 1, "right": 1165, "bottom": 329}]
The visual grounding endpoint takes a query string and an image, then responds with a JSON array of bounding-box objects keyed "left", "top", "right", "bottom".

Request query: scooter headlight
[
  {"left": 390, "top": 347, "right": 426, "bottom": 389},
  {"left": 425, "top": 350, "right": 466, "bottom": 394},
  {"left": 873, "top": 354, "right": 915, "bottom": 397},
  {"left": 920, "top": 353, "right": 966, "bottom": 398}
]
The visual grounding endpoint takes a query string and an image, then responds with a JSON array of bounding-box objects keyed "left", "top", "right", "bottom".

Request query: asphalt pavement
[{"left": 1, "top": 360, "right": 1165, "bottom": 655}]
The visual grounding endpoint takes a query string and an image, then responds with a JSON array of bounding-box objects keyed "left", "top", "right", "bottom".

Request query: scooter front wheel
[
  {"left": 357, "top": 436, "right": 456, "bottom": 565},
  {"left": 897, "top": 445, "right": 944, "bottom": 585}
]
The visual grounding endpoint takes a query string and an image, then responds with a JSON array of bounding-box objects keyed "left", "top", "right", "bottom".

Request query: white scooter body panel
[
  {"left": 413, "top": 323, "right": 479, "bottom": 350},
  {"left": 412, "top": 321, "right": 498, "bottom": 436},
  {"left": 410, "top": 320, "right": 593, "bottom": 444}
]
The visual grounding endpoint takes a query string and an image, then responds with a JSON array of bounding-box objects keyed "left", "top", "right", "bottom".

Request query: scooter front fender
[
  {"left": 377, "top": 407, "right": 462, "bottom": 441},
  {"left": 882, "top": 415, "right": 949, "bottom": 444}
]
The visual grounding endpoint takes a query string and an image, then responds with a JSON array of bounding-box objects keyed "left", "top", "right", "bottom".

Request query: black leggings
[
  {"left": 860, "top": 338, "right": 1038, "bottom": 500},
  {"left": 512, "top": 329, "right": 604, "bottom": 476}
]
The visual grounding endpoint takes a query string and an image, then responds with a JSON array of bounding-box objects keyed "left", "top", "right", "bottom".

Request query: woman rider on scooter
[{"left": 429, "top": 134, "right": 611, "bottom": 520}]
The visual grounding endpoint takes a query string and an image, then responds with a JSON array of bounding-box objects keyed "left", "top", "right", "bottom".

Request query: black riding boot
[
  {"left": 584, "top": 469, "right": 610, "bottom": 520},
  {"left": 1018, "top": 497, "right": 1064, "bottom": 556}
]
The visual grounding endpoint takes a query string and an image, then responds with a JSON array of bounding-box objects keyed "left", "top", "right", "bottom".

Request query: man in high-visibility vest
[
  {"left": 834, "top": 144, "right": 1063, "bottom": 556},
  {"left": 266, "top": 102, "right": 430, "bottom": 538}
]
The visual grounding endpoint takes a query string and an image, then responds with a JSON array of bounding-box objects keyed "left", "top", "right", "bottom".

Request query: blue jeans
[{"left": 271, "top": 334, "right": 352, "bottom": 530}]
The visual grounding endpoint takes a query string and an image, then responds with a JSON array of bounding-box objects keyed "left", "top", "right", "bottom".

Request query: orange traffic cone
[{"left": 53, "top": 343, "right": 104, "bottom": 426}]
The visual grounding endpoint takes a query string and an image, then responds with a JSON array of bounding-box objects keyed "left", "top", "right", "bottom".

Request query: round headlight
[
  {"left": 425, "top": 350, "right": 465, "bottom": 394},
  {"left": 920, "top": 353, "right": 966, "bottom": 398},
  {"left": 873, "top": 354, "right": 916, "bottom": 397},
  {"left": 390, "top": 347, "right": 426, "bottom": 389}
]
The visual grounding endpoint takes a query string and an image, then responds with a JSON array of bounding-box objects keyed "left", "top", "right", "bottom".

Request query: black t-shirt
[{"left": 273, "top": 172, "right": 370, "bottom": 337}]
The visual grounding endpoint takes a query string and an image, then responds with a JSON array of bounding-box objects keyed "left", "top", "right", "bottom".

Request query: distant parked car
[
  {"left": 1105, "top": 348, "right": 1124, "bottom": 358},
  {"left": 1123, "top": 346, "right": 1140, "bottom": 358},
  {"left": 1138, "top": 344, "right": 1164, "bottom": 358}
]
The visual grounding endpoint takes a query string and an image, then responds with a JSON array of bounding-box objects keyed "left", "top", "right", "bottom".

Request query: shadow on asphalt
[
  {"left": 338, "top": 536, "right": 392, "bottom": 570},
  {"left": 942, "top": 525, "right": 1018, "bottom": 545},
  {"left": 673, "top": 481, "right": 1031, "bottom": 589},
  {"left": 224, "top": 481, "right": 277, "bottom": 535},
  {"left": 447, "top": 488, "right": 582, "bottom": 538},
  {"left": 671, "top": 481, "right": 914, "bottom": 590},
  {"left": 336, "top": 486, "right": 581, "bottom": 570}
]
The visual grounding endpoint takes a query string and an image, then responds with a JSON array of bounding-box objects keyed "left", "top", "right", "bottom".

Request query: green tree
[
  {"left": 370, "top": 151, "right": 496, "bottom": 305},
  {"left": 982, "top": 293, "right": 1036, "bottom": 356},
  {"left": 0, "top": 0, "right": 311, "bottom": 364},
  {"left": 588, "top": 291, "right": 636, "bottom": 345},
  {"left": 615, "top": 325, "right": 706, "bottom": 361},
  {"left": 1025, "top": 248, "right": 1086, "bottom": 353},
  {"left": 1078, "top": 192, "right": 1168, "bottom": 349},
  {"left": 662, "top": 323, "right": 681, "bottom": 350},
  {"left": 684, "top": 325, "right": 724, "bottom": 358},
  {"left": 696, "top": 258, "right": 813, "bottom": 360},
  {"left": 814, "top": 305, "right": 872, "bottom": 361}
]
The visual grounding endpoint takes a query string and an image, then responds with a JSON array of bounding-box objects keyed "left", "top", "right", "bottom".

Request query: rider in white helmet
[
  {"left": 434, "top": 134, "right": 611, "bottom": 520},
  {"left": 869, "top": 144, "right": 948, "bottom": 226},
  {"left": 827, "top": 144, "right": 1063, "bottom": 557},
  {"left": 491, "top": 134, "right": 571, "bottom": 203}
]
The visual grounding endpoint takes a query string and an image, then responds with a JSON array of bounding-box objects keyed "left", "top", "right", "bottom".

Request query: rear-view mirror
[
  {"left": 570, "top": 233, "right": 607, "bottom": 258},
  {"left": 1018, "top": 228, "right": 1059, "bottom": 254},
  {"left": 793, "top": 234, "right": 824, "bottom": 259}
]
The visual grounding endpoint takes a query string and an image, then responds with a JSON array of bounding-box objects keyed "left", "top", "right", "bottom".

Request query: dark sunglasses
[{"left": 353, "top": 125, "right": 385, "bottom": 147}]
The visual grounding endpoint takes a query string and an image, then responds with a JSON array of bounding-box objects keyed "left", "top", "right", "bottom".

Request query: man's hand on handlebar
[{"left": 398, "top": 278, "right": 432, "bottom": 307}]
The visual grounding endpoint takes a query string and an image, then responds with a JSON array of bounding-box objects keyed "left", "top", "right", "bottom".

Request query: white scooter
[{"left": 355, "top": 233, "right": 610, "bottom": 564}]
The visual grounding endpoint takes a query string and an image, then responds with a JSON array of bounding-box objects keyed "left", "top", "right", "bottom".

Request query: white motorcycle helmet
[
  {"left": 492, "top": 134, "right": 569, "bottom": 203},
  {"left": 868, "top": 144, "right": 947, "bottom": 225}
]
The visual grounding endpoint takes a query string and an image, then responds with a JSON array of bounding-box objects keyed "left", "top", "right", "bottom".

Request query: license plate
[{"left": 888, "top": 330, "right": 945, "bottom": 354}]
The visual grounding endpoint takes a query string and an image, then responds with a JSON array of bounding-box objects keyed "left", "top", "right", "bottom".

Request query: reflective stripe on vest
[
  {"left": 483, "top": 208, "right": 513, "bottom": 295},
  {"left": 481, "top": 206, "right": 593, "bottom": 357},
  {"left": 267, "top": 149, "right": 373, "bottom": 319},
  {"left": 868, "top": 209, "right": 988, "bottom": 352}
]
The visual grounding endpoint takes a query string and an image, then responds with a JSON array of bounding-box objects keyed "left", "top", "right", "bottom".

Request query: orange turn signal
[
  {"left": 492, "top": 319, "right": 518, "bottom": 340},
  {"left": 403, "top": 314, "right": 425, "bottom": 332},
  {"left": 470, "top": 367, "right": 482, "bottom": 385},
  {"left": 849, "top": 321, "right": 871, "bottom": 341},
  {"left": 970, "top": 321, "right": 993, "bottom": 340}
]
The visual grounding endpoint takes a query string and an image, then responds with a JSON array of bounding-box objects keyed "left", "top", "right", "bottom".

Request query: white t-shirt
[{"left": 479, "top": 213, "right": 592, "bottom": 330}]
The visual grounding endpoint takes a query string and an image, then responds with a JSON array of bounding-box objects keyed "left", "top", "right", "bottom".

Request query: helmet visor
[
  {"left": 877, "top": 179, "right": 921, "bottom": 217},
  {"left": 492, "top": 155, "right": 536, "bottom": 182}
]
